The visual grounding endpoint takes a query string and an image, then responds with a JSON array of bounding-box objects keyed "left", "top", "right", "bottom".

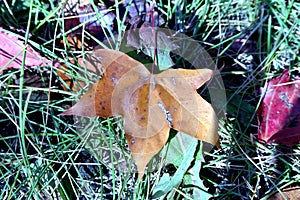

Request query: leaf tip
[
  {"left": 137, "top": 172, "right": 145, "bottom": 180},
  {"left": 58, "top": 108, "right": 73, "bottom": 116}
]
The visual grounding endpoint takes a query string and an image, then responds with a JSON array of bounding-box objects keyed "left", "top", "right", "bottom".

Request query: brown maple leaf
[{"left": 60, "top": 49, "right": 219, "bottom": 178}]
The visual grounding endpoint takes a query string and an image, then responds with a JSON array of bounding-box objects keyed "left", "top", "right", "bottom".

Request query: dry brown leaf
[
  {"left": 61, "top": 49, "right": 218, "bottom": 178},
  {"left": 268, "top": 187, "right": 300, "bottom": 200}
]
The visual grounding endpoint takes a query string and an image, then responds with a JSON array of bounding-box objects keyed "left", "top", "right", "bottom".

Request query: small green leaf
[
  {"left": 152, "top": 133, "right": 197, "bottom": 198},
  {"left": 143, "top": 48, "right": 175, "bottom": 70},
  {"left": 184, "top": 141, "right": 212, "bottom": 200}
]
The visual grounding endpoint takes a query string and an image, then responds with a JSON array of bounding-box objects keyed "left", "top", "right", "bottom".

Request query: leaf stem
[{"left": 150, "top": 2, "right": 157, "bottom": 74}]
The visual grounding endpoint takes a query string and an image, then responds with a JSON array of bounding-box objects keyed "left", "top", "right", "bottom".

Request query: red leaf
[
  {"left": 0, "top": 29, "right": 51, "bottom": 73},
  {"left": 257, "top": 69, "right": 300, "bottom": 146}
]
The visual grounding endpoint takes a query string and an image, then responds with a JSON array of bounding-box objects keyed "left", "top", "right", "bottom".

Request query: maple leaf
[
  {"left": 257, "top": 69, "right": 300, "bottom": 146},
  {"left": 61, "top": 49, "right": 218, "bottom": 178}
]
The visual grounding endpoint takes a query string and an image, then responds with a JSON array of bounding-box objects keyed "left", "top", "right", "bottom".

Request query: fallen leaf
[
  {"left": 153, "top": 133, "right": 211, "bottom": 199},
  {"left": 61, "top": 49, "right": 218, "bottom": 178},
  {"left": 257, "top": 70, "right": 300, "bottom": 146},
  {"left": 161, "top": 132, "right": 198, "bottom": 167},
  {"left": 152, "top": 133, "right": 198, "bottom": 198},
  {"left": 184, "top": 141, "right": 212, "bottom": 199},
  {"left": 268, "top": 187, "right": 300, "bottom": 200},
  {"left": 0, "top": 29, "right": 51, "bottom": 73}
]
